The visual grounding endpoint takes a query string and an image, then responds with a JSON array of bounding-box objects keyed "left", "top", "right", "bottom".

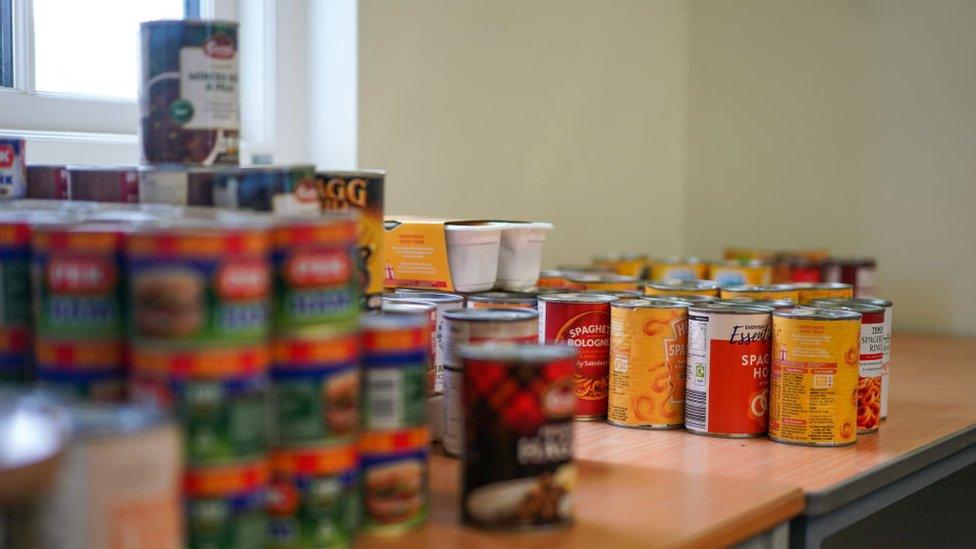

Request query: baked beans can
[
  {"left": 644, "top": 279, "right": 719, "bottom": 297},
  {"left": 593, "top": 253, "right": 647, "bottom": 278},
  {"left": 466, "top": 291, "right": 537, "bottom": 309},
  {"left": 317, "top": 170, "right": 386, "bottom": 309},
  {"left": 358, "top": 426, "right": 430, "bottom": 534},
  {"left": 608, "top": 298, "right": 690, "bottom": 429},
  {"left": 442, "top": 308, "right": 539, "bottom": 457},
  {"left": 0, "top": 326, "right": 31, "bottom": 382},
  {"left": 271, "top": 215, "right": 359, "bottom": 332},
  {"left": 34, "top": 338, "right": 125, "bottom": 400},
  {"left": 385, "top": 291, "right": 463, "bottom": 394},
  {"left": 649, "top": 257, "right": 708, "bottom": 282},
  {"left": 26, "top": 165, "right": 69, "bottom": 200},
  {"left": 66, "top": 166, "right": 140, "bottom": 203},
  {"left": 41, "top": 401, "right": 182, "bottom": 549},
  {"left": 460, "top": 344, "right": 576, "bottom": 531},
  {"left": 823, "top": 258, "right": 877, "bottom": 298},
  {"left": 795, "top": 282, "right": 854, "bottom": 305},
  {"left": 0, "top": 138, "right": 27, "bottom": 198},
  {"left": 267, "top": 444, "right": 359, "bottom": 548},
  {"left": 537, "top": 269, "right": 574, "bottom": 289},
  {"left": 720, "top": 284, "right": 799, "bottom": 304},
  {"left": 566, "top": 274, "right": 638, "bottom": 292},
  {"left": 684, "top": 303, "right": 773, "bottom": 437},
  {"left": 184, "top": 458, "right": 269, "bottom": 549},
  {"left": 718, "top": 297, "right": 795, "bottom": 311},
  {"left": 140, "top": 20, "right": 240, "bottom": 166},
  {"left": 31, "top": 223, "right": 126, "bottom": 340},
  {"left": 361, "top": 314, "right": 428, "bottom": 430},
  {"left": 769, "top": 308, "right": 861, "bottom": 446},
  {"left": 270, "top": 332, "right": 360, "bottom": 446},
  {"left": 709, "top": 260, "right": 772, "bottom": 287},
  {"left": 126, "top": 219, "right": 271, "bottom": 346},
  {"left": 137, "top": 165, "right": 224, "bottom": 206},
  {"left": 537, "top": 293, "right": 615, "bottom": 419}
]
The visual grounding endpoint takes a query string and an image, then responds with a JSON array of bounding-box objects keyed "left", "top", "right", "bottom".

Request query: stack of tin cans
[
  {"left": 267, "top": 214, "right": 363, "bottom": 547},
  {"left": 358, "top": 313, "right": 430, "bottom": 534}
]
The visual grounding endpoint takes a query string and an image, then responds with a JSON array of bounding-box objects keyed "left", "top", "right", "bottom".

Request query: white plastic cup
[
  {"left": 444, "top": 224, "right": 502, "bottom": 292},
  {"left": 495, "top": 222, "right": 553, "bottom": 291}
]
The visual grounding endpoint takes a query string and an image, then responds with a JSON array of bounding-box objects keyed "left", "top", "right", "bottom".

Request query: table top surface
[{"left": 576, "top": 332, "right": 976, "bottom": 514}]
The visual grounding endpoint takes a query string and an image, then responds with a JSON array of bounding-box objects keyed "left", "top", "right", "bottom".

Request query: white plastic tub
[
  {"left": 495, "top": 221, "right": 554, "bottom": 291},
  {"left": 444, "top": 223, "right": 503, "bottom": 292}
]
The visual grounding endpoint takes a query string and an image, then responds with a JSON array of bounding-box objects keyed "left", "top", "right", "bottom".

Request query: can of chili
[
  {"left": 358, "top": 426, "right": 430, "bottom": 534},
  {"left": 566, "top": 274, "right": 639, "bottom": 292},
  {"left": 644, "top": 279, "right": 719, "bottom": 297},
  {"left": 140, "top": 20, "right": 240, "bottom": 166},
  {"left": 769, "top": 308, "right": 861, "bottom": 446},
  {"left": 66, "top": 166, "right": 140, "bottom": 203},
  {"left": 795, "top": 282, "right": 854, "bottom": 305},
  {"left": 466, "top": 291, "right": 537, "bottom": 309},
  {"left": 684, "top": 303, "right": 773, "bottom": 437},
  {"left": 184, "top": 458, "right": 269, "bottom": 548},
  {"left": 460, "top": 344, "right": 576, "bottom": 531},
  {"left": 720, "top": 284, "right": 799, "bottom": 303},
  {"left": 648, "top": 256, "right": 708, "bottom": 282},
  {"left": 385, "top": 291, "right": 463, "bottom": 395},
  {"left": 26, "top": 165, "right": 68, "bottom": 200},
  {"left": 442, "top": 308, "right": 539, "bottom": 457},
  {"left": 361, "top": 314, "right": 428, "bottom": 431},
  {"left": 538, "top": 293, "right": 615, "bottom": 420},
  {"left": 608, "top": 298, "right": 690, "bottom": 429}
]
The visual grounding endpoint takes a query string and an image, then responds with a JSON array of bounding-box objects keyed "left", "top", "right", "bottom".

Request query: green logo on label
[
  {"left": 695, "top": 363, "right": 705, "bottom": 380},
  {"left": 170, "top": 99, "right": 194, "bottom": 124}
]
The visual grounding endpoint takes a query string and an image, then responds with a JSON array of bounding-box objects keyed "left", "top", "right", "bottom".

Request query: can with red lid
[{"left": 538, "top": 293, "right": 615, "bottom": 420}]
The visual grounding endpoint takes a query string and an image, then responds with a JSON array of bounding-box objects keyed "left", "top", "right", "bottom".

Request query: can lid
[
  {"left": 444, "top": 307, "right": 538, "bottom": 322},
  {"left": 538, "top": 292, "right": 617, "bottom": 304},
  {"left": 316, "top": 169, "right": 386, "bottom": 178},
  {"left": 665, "top": 294, "right": 716, "bottom": 303},
  {"left": 566, "top": 273, "right": 638, "bottom": 284},
  {"left": 810, "top": 297, "right": 893, "bottom": 308},
  {"left": 387, "top": 291, "right": 464, "bottom": 304},
  {"left": 723, "top": 284, "right": 797, "bottom": 293},
  {"left": 380, "top": 301, "right": 436, "bottom": 315},
  {"left": 773, "top": 307, "right": 861, "bottom": 320},
  {"left": 689, "top": 303, "right": 774, "bottom": 314},
  {"left": 584, "top": 289, "right": 642, "bottom": 298},
  {"left": 361, "top": 311, "right": 429, "bottom": 331},
  {"left": 612, "top": 297, "right": 692, "bottom": 309},
  {"left": 719, "top": 297, "right": 795, "bottom": 308},
  {"left": 806, "top": 302, "right": 885, "bottom": 315},
  {"left": 459, "top": 343, "right": 577, "bottom": 363},
  {"left": 465, "top": 292, "right": 537, "bottom": 305},
  {"left": 792, "top": 282, "right": 852, "bottom": 291},
  {"left": 645, "top": 279, "right": 718, "bottom": 291}
]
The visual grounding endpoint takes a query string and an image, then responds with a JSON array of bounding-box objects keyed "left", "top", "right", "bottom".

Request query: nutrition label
[{"left": 684, "top": 314, "right": 709, "bottom": 431}]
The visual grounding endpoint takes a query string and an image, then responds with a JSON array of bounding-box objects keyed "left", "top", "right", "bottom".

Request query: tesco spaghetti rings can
[
  {"left": 648, "top": 257, "right": 708, "bottom": 282},
  {"left": 460, "top": 344, "right": 576, "bottom": 531},
  {"left": 538, "top": 293, "right": 615, "bottom": 419},
  {"left": 566, "top": 274, "right": 639, "bottom": 292},
  {"left": 720, "top": 284, "right": 799, "bottom": 304},
  {"left": 271, "top": 214, "right": 359, "bottom": 331},
  {"left": 361, "top": 314, "right": 428, "bottom": 430},
  {"left": 442, "top": 308, "right": 539, "bottom": 457},
  {"left": 358, "top": 426, "right": 430, "bottom": 534},
  {"left": 608, "top": 298, "right": 690, "bottom": 429},
  {"left": 644, "top": 279, "right": 719, "bottom": 298},
  {"left": 795, "top": 282, "right": 853, "bottom": 305},
  {"left": 466, "top": 291, "right": 537, "bottom": 310},
  {"left": 769, "top": 308, "right": 861, "bottom": 446},
  {"left": 385, "top": 291, "right": 463, "bottom": 395},
  {"left": 271, "top": 332, "right": 361, "bottom": 446},
  {"left": 684, "top": 303, "right": 773, "bottom": 437},
  {"left": 184, "top": 458, "right": 269, "bottom": 549},
  {"left": 267, "top": 443, "right": 359, "bottom": 548},
  {"left": 34, "top": 338, "right": 125, "bottom": 400}
]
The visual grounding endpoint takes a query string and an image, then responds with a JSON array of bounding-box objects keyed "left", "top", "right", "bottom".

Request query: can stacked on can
[
  {"left": 125, "top": 217, "right": 273, "bottom": 547},
  {"left": 266, "top": 214, "right": 362, "bottom": 548}
]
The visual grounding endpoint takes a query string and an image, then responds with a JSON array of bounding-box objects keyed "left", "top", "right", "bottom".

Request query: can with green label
[{"left": 185, "top": 459, "right": 269, "bottom": 549}]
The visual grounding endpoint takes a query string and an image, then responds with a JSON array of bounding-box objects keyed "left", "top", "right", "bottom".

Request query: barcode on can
[
  {"left": 684, "top": 388, "right": 706, "bottom": 430},
  {"left": 366, "top": 369, "right": 403, "bottom": 429}
]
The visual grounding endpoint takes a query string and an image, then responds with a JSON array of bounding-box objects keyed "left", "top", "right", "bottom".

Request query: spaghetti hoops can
[
  {"left": 684, "top": 303, "right": 772, "bottom": 437},
  {"left": 608, "top": 298, "right": 690, "bottom": 429},
  {"left": 769, "top": 308, "right": 861, "bottom": 446}
]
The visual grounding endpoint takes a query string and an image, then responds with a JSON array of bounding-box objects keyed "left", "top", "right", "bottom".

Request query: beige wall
[
  {"left": 686, "top": 0, "right": 976, "bottom": 335},
  {"left": 359, "top": 0, "right": 689, "bottom": 267}
]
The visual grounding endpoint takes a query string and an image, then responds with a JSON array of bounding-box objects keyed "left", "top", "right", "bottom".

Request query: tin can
[
  {"left": 137, "top": 165, "right": 224, "bottom": 206},
  {"left": 126, "top": 219, "right": 271, "bottom": 346},
  {"left": 466, "top": 291, "right": 537, "bottom": 309},
  {"left": 795, "top": 282, "right": 854, "bottom": 305},
  {"left": 361, "top": 314, "right": 428, "bottom": 431},
  {"left": 593, "top": 253, "right": 647, "bottom": 278},
  {"left": 31, "top": 223, "right": 126, "bottom": 340},
  {"left": 271, "top": 332, "right": 360, "bottom": 446},
  {"left": 538, "top": 293, "right": 615, "bottom": 419},
  {"left": 442, "top": 308, "right": 539, "bottom": 457},
  {"left": 66, "top": 166, "right": 140, "bottom": 203},
  {"left": 537, "top": 270, "right": 574, "bottom": 289},
  {"left": 718, "top": 297, "right": 795, "bottom": 311},
  {"left": 267, "top": 444, "right": 359, "bottom": 548},
  {"left": 823, "top": 258, "right": 877, "bottom": 298},
  {"left": 685, "top": 303, "right": 772, "bottom": 437},
  {"left": 26, "top": 165, "right": 68, "bottom": 200},
  {"left": 709, "top": 260, "right": 772, "bottom": 287},
  {"left": 317, "top": 170, "right": 386, "bottom": 308},
  {"left": 379, "top": 299, "right": 437, "bottom": 373},
  {"left": 0, "top": 138, "right": 27, "bottom": 198},
  {"left": 0, "top": 326, "right": 31, "bottom": 382},
  {"left": 720, "top": 284, "right": 799, "bottom": 303},
  {"left": 584, "top": 289, "right": 642, "bottom": 299},
  {"left": 665, "top": 293, "right": 716, "bottom": 304},
  {"left": 358, "top": 426, "right": 430, "bottom": 534},
  {"left": 185, "top": 459, "right": 269, "bottom": 549},
  {"left": 648, "top": 257, "right": 708, "bottom": 282},
  {"left": 566, "top": 274, "right": 638, "bottom": 292},
  {"left": 385, "top": 291, "right": 463, "bottom": 394},
  {"left": 644, "top": 279, "right": 719, "bottom": 297},
  {"left": 34, "top": 338, "right": 125, "bottom": 400},
  {"left": 769, "top": 308, "right": 861, "bottom": 446},
  {"left": 140, "top": 20, "right": 240, "bottom": 166},
  {"left": 460, "top": 344, "right": 576, "bottom": 531},
  {"left": 608, "top": 298, "right": 690, "bottom": 429},
  {"left": 271, "top": 215, "right": 359, "bottom": 332},
  {"left": 785, "top": 257, "right": 822, "bottom": 284},
  {"left": 41, "top": 401, "right": 182, "bottom": 549}
]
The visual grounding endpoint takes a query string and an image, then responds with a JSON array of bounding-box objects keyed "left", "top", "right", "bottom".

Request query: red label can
[{"left": 538, "top": 293, "right": 615, "bottom": 419}]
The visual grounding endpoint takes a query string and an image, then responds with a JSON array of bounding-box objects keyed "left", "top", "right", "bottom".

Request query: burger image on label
[
  {"left": 324, "top": 370, "right": 359, "bottom": 435},
  {"left": 364, "top": 460, "right": 425, "bottom": 524},
  {"left": 132, "top": 269, "right": 205, "bottom": 338}
]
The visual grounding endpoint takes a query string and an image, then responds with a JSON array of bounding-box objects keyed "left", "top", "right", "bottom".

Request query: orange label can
[
  {"left": 769, "top": 308, "right": 861, "bottom": 446},
  {"left": 608, "top": 298, "right": 690, "bottom": 429},
  {"left": 795, "top": 283, "right": 854, "bottom": 305}
]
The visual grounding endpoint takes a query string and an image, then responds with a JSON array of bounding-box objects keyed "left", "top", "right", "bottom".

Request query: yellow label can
[
  {"left": 720, "top": 284, "right": 800, "bottom": 304},
  {"left": 795, "top": 283, "right": 854, "bottom": 305}
]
